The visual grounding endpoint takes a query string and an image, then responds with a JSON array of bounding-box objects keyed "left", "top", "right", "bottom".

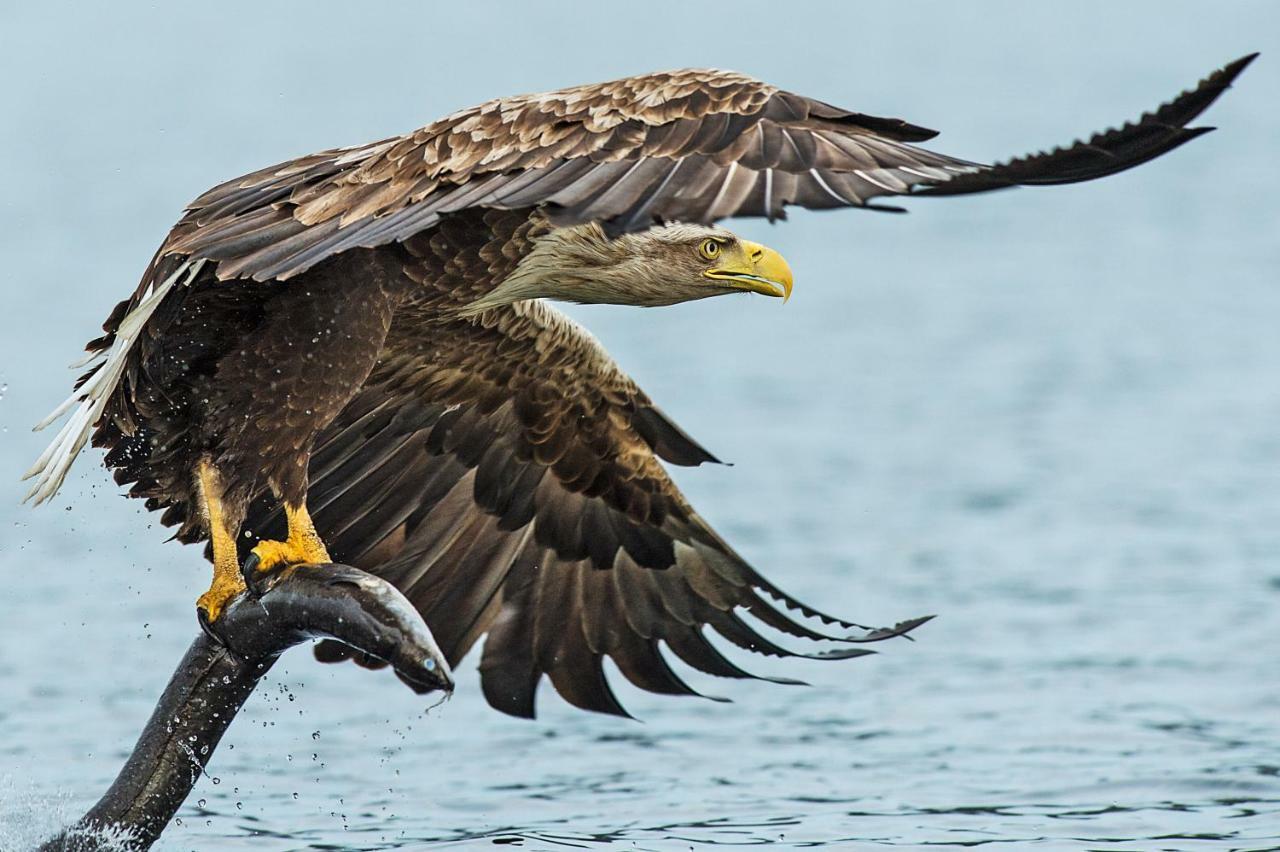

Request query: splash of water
[{"left": 0, "top": 776, "right": 138, "bottom": 852}]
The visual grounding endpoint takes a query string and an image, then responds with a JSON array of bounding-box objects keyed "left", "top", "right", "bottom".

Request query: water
[{"left": 2, "top": 2, "right": 1279, "bottom": 849}]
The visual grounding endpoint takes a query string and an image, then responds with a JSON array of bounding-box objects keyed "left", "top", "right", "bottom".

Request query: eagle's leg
[
  {"left": 201, "top": 250, "right": 402, "bottom": 586},
  {"left": 245, "top": 500, "right": 331, "bottom": 573},
  {"left": 194, "top": 459, "right": 246, "bottom": 625}
]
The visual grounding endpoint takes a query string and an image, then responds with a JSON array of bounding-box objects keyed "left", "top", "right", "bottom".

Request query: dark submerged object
[{"left": 38, "top": 562, "right": 452, "bottom": 852}]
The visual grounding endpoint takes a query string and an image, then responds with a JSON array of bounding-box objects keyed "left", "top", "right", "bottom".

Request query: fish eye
[{"left": 699, "top": 239, "right": 721, "bottom": 260}]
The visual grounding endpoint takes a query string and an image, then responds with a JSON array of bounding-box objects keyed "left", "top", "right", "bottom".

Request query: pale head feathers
[{"left": 459, "top": 221, "right": 742, "bottom": 315}]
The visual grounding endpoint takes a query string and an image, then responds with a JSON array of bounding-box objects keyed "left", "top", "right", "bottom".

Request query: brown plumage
[{"left": 26, "top": 55, "right": 1253, "bottom": 718}]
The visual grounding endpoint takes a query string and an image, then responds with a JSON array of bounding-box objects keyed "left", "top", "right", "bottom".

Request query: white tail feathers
[{"left": 23, "top": 259, "right": 206, "bottom": 505}]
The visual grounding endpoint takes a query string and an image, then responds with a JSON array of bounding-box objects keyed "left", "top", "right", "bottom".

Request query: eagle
[{"left": 25, "top": 55, "right": 1252, "bottom": 718}]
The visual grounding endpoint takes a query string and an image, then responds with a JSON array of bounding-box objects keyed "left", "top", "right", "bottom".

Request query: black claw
[
  {"left": 196, "top": 605, "right": 224, "bottom": 646},
  {"left": 241, "top": 552, "right": 290, "bottom": 598},
  {"left": 240, "top": 551, "right": 260, "bottom": 586},
  {"left": 241, "top": 552, "right": 274, "bottom": 598}
]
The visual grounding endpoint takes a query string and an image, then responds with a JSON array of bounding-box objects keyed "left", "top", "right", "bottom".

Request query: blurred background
[{"left": 2, "top": 2, "right": 1277, "bottom": 849}]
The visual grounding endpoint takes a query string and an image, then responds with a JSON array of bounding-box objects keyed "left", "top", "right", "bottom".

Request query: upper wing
[
  {"left": 162, "top": 55, "right": 1255, "bottom": 285},
  {"left": 233, "top": 299, "right": 928, "bottom": 718}
]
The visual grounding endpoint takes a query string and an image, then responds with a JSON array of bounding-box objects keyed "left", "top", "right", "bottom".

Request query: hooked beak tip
[
  {"left": 750, "top": 242, "right": 793, "bottom": 303},
  {"left": 703, "top": 240, "right": 794, "bottom": 302}
]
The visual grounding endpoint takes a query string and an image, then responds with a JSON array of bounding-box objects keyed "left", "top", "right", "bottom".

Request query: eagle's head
[{"left": 459, "top": 221, "right": 793, "bottom": 314}]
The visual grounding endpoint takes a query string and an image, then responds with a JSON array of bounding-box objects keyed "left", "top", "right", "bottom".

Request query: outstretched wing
[
  {"left": 161, "top": 55, "right": 1254, "bottom": 284},
  {"left": 235, "top": 299, "right": 928, "bottom": 718}
]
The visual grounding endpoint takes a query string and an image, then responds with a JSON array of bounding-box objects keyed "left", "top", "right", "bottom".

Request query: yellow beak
[{"left": 703, "top": 240, "right": 794, "bottom": 302}]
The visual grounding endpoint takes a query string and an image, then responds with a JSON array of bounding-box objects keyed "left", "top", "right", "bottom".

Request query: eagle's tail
[{"left": 22, "top": 259, "right": 205, "bottom": 505}]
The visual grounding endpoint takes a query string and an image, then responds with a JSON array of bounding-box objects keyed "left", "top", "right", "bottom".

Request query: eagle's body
[
  {"left": 97, "top": 211, "right": 537, "bottom": 544},
  {"left": 27, "top": 58, "right": 1252, "bottom": 717}
]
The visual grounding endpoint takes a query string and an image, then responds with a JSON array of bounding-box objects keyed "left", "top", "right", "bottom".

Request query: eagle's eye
[{"left": 699, "top": 239, "right": 721, "bottom": 261}]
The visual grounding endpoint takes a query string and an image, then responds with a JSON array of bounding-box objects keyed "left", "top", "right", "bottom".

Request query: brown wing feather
[
  {"left": 235, "top": 297, "right": 926, "bottom": 718},
  {"left": 153, "top": 57, "right": 1250, "bottom": 284},
  {"left": 917, "top": 52, "right": 1257, "bottom": 196}
]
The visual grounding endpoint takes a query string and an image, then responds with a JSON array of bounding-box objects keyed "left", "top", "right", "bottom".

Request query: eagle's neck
[{"left": 456, "top": 222, "right": 623, "bottom": 316}]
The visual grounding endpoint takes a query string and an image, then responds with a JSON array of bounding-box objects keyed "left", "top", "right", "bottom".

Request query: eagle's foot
[
  {"left": 195, "top": 567, "right": 247, "bottom": 632},
  {"left": 242, "top": 502, "right": 331, "bottom": 580},
  {"left": 243, "top": 538, "right": 321, "bottom": 574},
  {"left": 194, "top": 459, "right": 250, "bottom": 634}
]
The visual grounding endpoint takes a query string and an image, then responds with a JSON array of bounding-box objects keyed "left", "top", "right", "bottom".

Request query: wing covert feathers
[{"left": 152, "top": 57, "right": 1250, "bottom": 283}]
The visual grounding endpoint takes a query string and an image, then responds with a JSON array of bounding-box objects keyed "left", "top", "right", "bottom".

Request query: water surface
[{"left": 2, "top": 3, "right": 1278, "bottom": 849}]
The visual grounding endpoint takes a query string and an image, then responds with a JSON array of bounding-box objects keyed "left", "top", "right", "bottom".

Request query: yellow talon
[
  {"left": 195, "top": 460, "right": 246, "bottom": 625},
  {"left": 196, "top": 568, "right": 246, "bottom": 624},
  {"left": 194, "top": 461, "right": 329, "bottom": 628},
  {"left": 248, "top": 502, "right": 331, "bottom": 573}
]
